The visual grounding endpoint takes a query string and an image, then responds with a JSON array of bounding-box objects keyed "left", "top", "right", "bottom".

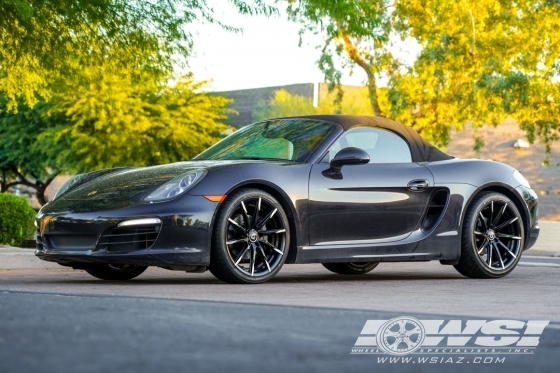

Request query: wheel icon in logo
[{"left": 376, "top": 317, "right": 425, "bottom": 355}]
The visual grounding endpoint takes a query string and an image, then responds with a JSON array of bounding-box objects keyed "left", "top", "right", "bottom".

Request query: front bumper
[
  {"left": 35, "top": 195, "right": 218, "bottom": 267},
  {"left": 526, "top": 225, "right": 540, "bottom": 251}
]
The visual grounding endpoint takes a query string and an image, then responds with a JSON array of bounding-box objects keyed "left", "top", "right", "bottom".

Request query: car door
[{"left": 308, "top": 126, "right": 434, "bottom": 246}]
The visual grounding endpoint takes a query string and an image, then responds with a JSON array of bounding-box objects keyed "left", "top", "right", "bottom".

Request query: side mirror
[{"left": 330, "top": 147, "right": 370, "bottom": 172}]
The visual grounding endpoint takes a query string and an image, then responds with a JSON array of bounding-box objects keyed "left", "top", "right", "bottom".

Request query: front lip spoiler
[{"left": 35, "top": 247, "right": 209, "bottom": 267}]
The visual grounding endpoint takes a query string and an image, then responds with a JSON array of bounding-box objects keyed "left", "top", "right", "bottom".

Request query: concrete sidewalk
[
  {"left": 0, "top": 245, "right": 60, "bottom": 269},
  {"left": 530, "top": 220, "right": 560, "bottom": 253},
  {"left": 1, "top": 220, "right": 558, "bottom": 270}
]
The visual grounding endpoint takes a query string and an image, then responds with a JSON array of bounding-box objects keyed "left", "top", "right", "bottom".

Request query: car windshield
[{"left": 193, "top": 119, "right": 336, "bottom": 162}]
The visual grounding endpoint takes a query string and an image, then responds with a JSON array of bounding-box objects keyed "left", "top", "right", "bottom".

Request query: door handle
[{"left": 407, "top": 179, "right": 429, "bottom": 192}]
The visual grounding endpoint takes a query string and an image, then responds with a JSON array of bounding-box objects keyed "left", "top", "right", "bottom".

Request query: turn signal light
[{"left": 204, "top": 195, "right": 226, "bottom": 202}]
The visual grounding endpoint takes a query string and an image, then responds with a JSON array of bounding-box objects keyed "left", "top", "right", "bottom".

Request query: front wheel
[
  {"left": 454, "top": 192, "right": 524, "bottom": 279},
  {"left": 322, "top": 262, "right": 379, "bottom": 275},
  {"left": 85, "top": 264, "right": 147, "bottom": 281},
  {"left": 209, "top": 189, "right": 290, "bottom": 284}
]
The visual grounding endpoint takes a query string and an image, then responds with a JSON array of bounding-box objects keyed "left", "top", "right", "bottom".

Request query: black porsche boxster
[{"left": 35, "top": 115, "right": 539, "bottom": 283}]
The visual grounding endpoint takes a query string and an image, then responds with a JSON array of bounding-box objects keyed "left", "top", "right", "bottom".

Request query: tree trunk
[
  {"left": 35, "top": 171, "right": 59, "bottom": 206},
  {"left": 365, "top": 72, "right": 383, "bottom": 117},
  {"left": 340, "top": 32, "right": 383, "bottom": 116},
  {"left": 36, "top": 186, "right": 48, "bottom": 206},
  {"left": 1, "top": 169, "right": 6, "bottom": 192}
]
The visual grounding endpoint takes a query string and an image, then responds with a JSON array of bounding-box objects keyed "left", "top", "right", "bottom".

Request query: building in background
[
  {"left": 215, "top": 83, "right": 316, "bottom": 128},
  {"left": 215, "top": 82, "right": 365, "bottom": 128}
]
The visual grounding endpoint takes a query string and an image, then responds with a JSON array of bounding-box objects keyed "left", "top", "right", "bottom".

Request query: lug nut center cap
[
  {"left": 248, "top": 230, "right": 259, "bottom": 242},
  {"left": 487, "top": 229, "right": 496, "bottom": 241}
]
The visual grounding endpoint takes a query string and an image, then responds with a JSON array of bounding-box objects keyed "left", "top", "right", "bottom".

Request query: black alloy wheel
[
  {"left": 209, "top": 189, "right": 290, "bottom": 284},
  {"left": 454, "top": 192, "right": 524, "bottom": 278},
  {"left": 85, "top": 264, "right": 147, "bottom": 280},
  {"left": 322, "top": 262, "right": 379, "bottom": 275}
]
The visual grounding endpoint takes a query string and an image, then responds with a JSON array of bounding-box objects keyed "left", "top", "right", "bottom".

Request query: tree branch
[
  {"left": 3, "top": 179, "right": 38, "bottom": 191},
  {"left": 12, "top": 167, "right": 31, "bottom": 185},
  {"left": 2, "top": 169, "right": 60, "bottom": 205}
]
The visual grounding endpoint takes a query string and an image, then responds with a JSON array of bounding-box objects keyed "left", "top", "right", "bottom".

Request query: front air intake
[
  {"left": 97, "top": 224, "right": 161, "bottom": 252},
  {"left": 42, "top": 234, "right": 97, "bottom": 251},
  {"left": 422, "top": 189, "right": 449, "bottom": 231}
]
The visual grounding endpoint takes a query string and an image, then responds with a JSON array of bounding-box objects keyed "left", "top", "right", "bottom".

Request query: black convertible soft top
[{"left": 292, "top": 115, "right": 453, "bottom": 163}]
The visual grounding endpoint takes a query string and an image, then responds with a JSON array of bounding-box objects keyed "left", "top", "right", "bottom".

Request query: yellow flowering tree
[{"left": 287, "top": 0, "right": 560, "bottom": 159}]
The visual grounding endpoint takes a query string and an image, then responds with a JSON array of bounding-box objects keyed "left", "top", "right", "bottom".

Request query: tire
[
  {"left": 322, "top": 262, "right": 379, "bottom": 275},
  {"left": 209, "top": 188, "right": 290, "bottom": 284},
  {"left": 85, "top": 264, "right": 147, "bottom": 281},
  {"left": 454, "top": 192, "right": 524, "bottom": 279}
]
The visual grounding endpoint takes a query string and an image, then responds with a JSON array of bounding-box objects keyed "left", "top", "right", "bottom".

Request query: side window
[{"left": 322, "top": 127, "right": 412, "bottom": 163}]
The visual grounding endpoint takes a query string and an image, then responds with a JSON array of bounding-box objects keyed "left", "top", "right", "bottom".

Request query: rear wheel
[
  {"left": 209, "top": 189, "right": 290, "bottom": 284},
  {"left": 85, "top": 264, "right": 147, "bottom": 281},
  {"left": 454, "top": 192, "right": 524, "bottom": 278},
  {"left": 322, "top": 262, "right": 379, "bottom": 275}
]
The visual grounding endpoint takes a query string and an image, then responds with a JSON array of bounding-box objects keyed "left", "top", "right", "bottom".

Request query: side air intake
[{"left": 422, "top": 189, "right": 449, "bottom": 231}]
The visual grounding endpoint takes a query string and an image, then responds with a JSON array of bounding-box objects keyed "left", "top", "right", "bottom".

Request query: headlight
[
  {"left": 143, "top": 170, "right": 206, "bottom": 202},
  {"left": 513, "top": 170, "right": 531, "bottom": 188},
  {"left": 52, "top": 174, "right": 85, "bottom": 200}
]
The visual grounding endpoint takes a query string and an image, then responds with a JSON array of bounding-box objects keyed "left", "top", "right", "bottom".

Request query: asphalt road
[{"left": 1, "top": 257, "right": 559, "bottom": 372}]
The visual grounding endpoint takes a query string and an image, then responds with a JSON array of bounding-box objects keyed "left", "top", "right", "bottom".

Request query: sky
[{"left": 185, "top": 6, "right": 368, "bottom": 92}]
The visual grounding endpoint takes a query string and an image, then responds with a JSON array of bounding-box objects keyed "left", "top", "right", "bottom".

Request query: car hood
[{"left": 40, "top": 160, "right": 291, "bottom": 213}]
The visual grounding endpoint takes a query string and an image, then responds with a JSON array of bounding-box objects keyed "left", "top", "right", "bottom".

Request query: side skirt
[{"left": 293, "top": 235, "right": 459, "bottom": 264}]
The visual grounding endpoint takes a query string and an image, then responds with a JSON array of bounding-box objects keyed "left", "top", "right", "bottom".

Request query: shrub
[{"left": 0, "top": 193, "right": 37, "bottom": 246}]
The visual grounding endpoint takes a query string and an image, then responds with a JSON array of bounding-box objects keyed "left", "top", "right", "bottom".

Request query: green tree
[
  {"left": 287, "top": 0, "right": 560, "bottom": 157},
  {"left": 316, "top": 87, "right": 383, "bottom": 116},
  {"left": 253, "top": 89, "right": 315, "bottom": 121},
  {"left": 252, "top": 87, "right": 381, "bottom": 121},
  {"left": 0, "top": 100, "right": 63, "bottom": 205},
  {"left": 0, "top": 0, "right": 276, "bottom": 109},
  {"left": 0, "top": 76, "right": 233, "bottom": 204},
  {"left": 44, "top": 74, "right": 234, "bottom": 172}
]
